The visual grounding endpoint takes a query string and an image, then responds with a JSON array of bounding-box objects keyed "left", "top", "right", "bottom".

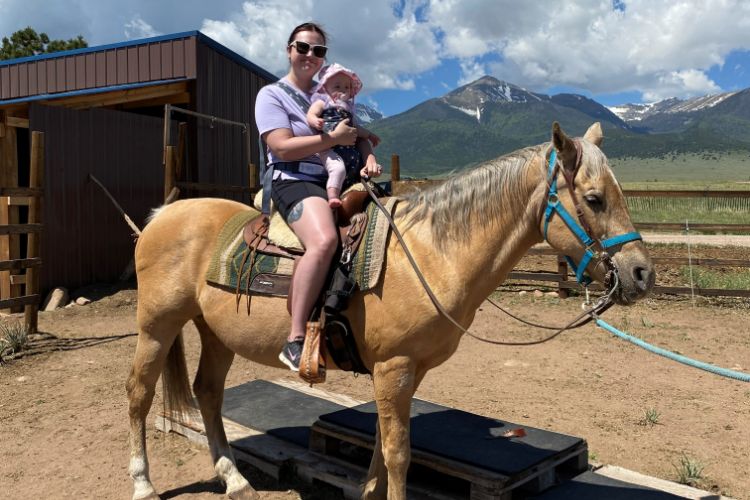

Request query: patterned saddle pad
[{"left": 205, "top": 198, "right": 398, "bottom": 297}]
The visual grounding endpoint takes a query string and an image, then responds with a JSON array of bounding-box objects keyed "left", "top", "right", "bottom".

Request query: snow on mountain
[
  {"left": 441, "top": 76, "right": 547, "bottom": 123},
  {"left": 355, "top": 103, "right": 384, "bottom": 124},
  {"left": 608, "top": 92, "right": 737, "bottom": 122}
]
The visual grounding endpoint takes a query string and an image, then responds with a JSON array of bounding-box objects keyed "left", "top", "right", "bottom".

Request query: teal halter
[{"left": 542, "top": 147, "right": 642, "bottom": 286}]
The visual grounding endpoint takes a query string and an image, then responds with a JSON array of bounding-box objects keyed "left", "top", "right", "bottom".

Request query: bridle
[
  {"left": 541, "top": 141, "right": 642, "bottom": 292},
  {"left": 360, "top": 140, "right": 643, "bottom": 345}
]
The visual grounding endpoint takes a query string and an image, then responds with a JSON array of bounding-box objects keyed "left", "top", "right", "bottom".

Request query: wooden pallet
[{"left": 310, "top": 420, "right": 587, "bottom": 499}]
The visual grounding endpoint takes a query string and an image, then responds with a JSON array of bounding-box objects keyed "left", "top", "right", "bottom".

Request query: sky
[{"left": 2, "top": 0, "right": 750, "bottom": 117}]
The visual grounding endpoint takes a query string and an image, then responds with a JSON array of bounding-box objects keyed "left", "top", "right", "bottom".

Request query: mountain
[
  {"left": 355, "top": 103, "right": 384, "bottom": 124},
  {"left": 367, "top": 75, "right": 750, "bottom": 177},
  {"left": 607, "top": 92, "right": 739, "bottom": 134},
  {"left": 609, "top": 93, "right": 737, "bottom": 122},
  {"left": 369, "top": 76, "right": 637, "bottom": 175}
]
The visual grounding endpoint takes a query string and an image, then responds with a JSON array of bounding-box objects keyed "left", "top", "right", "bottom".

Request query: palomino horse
[{"left": 127, "top": 122, "right": 654, "bottom": 499}]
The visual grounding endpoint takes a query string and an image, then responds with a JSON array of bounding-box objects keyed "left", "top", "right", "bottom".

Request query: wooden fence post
[
  {"left": 0, "top": 117, "right": 20, "bottom": 312},
  {"left": 557, "top": 255, "right": 569, "bottom": 299},
  {"left": 164, "top": 146, "right": 176, "bottom": 202},
  {"left": 24, "top": 131, "right": 44, "bottom": 334},
  {"left": 390, "top": 154, "right": 400, "bottom": 195},
  {"left": 248, "top": 163, "right": 258, "bottom": 191}
]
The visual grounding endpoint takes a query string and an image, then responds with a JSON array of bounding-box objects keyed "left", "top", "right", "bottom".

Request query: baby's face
[{"left": 324, "top": 73, "right": 353, "bottom": 101}]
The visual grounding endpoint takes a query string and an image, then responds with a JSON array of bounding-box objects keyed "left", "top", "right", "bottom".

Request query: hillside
[{"left": 369, "top": 76, "right": 750, "bottom": 177}]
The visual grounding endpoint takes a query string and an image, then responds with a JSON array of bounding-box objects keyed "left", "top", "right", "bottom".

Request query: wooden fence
[
  {"left": 0, "top": 130, "right": 44, "bottom": 333},
  {"left": 389, "top": 155, "right": 750, "bottom": 299}
]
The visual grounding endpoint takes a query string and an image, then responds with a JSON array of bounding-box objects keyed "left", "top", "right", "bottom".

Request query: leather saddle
[{"left": 241, "top": 188, "right": 371, "bottom": 309}]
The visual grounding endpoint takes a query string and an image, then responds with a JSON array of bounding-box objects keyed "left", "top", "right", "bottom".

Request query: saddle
[{"left": 240, "top": 187, "right": 373, "bottom": 384}]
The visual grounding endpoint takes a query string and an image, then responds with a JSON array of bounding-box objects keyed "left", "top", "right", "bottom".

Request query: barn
[{"left": 0, "top": 31, "right": 277, "bottom": 318}]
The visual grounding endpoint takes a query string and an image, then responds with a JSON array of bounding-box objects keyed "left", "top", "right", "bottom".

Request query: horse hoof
[{"left": 227, "top": 484, "right": 259, "bottom": 500}]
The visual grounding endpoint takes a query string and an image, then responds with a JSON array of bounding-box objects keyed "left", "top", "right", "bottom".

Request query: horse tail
[{"left": 162, "top": 333, "right": 195, "bottom": 417}]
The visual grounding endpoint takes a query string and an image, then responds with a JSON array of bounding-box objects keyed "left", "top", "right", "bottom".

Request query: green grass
[
  {"left": 638, "top": 408, "right": 661, "bottom": 426},
  {"left": 674, "top": 453, "right": 705, "bottom": 487},
  {"left": 0, "top": 321, "right": 29, "bottom": 362},
  {"left": 680, "top": 267, "right": 750, "bottom": 290},
  {"left": 611, "top": 150, "right": 750, "bottom": 184}
]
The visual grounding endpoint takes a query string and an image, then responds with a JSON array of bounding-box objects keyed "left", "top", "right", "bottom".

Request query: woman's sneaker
[{"left": 279, "top": 338, "right": 304, "bottom": 371}]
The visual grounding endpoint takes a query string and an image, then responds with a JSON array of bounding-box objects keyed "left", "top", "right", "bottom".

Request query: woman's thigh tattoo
[{"left": 288, "top": 200, "right": 304, "bottom": 223}]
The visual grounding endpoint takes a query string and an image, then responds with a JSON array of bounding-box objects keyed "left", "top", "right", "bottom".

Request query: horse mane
[{"left": 396, "top": 139, "right": 610, "bottom": 251}]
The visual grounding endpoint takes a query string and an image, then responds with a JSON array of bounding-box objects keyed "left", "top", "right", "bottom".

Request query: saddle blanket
[{"left": 205, "top": 198, "right": 398, "bottom": 296}]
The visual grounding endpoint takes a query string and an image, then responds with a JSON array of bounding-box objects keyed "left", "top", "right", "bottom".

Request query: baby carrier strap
[{"left": 260, "top": 80, "right": 316, "bottom": 216}]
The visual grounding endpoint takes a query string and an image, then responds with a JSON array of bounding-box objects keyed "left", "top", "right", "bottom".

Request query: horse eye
[{"left": 584, "top": 194, "right": 603, "bottom": 209}]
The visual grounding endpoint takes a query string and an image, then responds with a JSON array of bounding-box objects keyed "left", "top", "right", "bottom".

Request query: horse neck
[{"left": 397, "top": 154, "right": 547, "bottom": 314}]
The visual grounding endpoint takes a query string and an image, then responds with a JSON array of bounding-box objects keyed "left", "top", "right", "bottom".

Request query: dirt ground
[{"left": 2, "top": 254, "right": 749, "bottom": 499}]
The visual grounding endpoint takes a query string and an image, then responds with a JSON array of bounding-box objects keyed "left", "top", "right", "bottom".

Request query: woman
[{"left": 254, "top": 22, "right": 382, "bottom": 371}]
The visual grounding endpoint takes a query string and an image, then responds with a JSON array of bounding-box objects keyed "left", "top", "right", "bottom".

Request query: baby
[{"left": 306, "top": 63, "right": 380, "bottom": 208}]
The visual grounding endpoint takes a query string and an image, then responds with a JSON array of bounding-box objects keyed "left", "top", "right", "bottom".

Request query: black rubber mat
[
  {"left": 319, "top": 399, "right": 583, "bottom": 475},
  {"left": 531, "top": 470, "right": 685, "bottom": 499},
  {"left": 222, "top": 380, "right": 345, "bottom": 448}
]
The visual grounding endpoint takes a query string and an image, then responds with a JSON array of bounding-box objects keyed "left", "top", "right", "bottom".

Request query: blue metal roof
[{"left": 0, "top": 30, "right": 278, "bottom": 82}]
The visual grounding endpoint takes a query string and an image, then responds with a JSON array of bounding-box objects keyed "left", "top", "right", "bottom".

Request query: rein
[{"left": 360, "top": 143, "right": 640, "bottom": 346}]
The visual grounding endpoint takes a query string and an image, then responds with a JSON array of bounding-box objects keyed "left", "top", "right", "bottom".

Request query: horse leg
[
  {"left": 126, "top": 320, "right": 184, "bottom": 500},
  {"left": 362, "top": 357, "right": 419, "bottom": 500},
  {"left": 192, "top": 316, "right": 258, "bottom": 500}
]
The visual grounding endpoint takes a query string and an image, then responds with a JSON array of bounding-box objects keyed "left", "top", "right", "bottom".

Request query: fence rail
[{"left": 388, "top": 155, "right": 750, "bottom": 299}]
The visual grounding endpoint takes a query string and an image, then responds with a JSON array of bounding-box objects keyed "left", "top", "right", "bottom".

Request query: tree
[{"left": 0, "top": 27, "right": 88, "bottom": 61}]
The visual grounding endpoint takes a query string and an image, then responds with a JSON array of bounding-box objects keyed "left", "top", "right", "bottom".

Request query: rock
[
  {"left": 16, "top": 376, "right": 27, "bottom": 382},
  {"left": 43, "top": 287, "right": 69, "bottom": 311},
  {"left": 533, "top": 290, "right": 544, "bottom": 298},
  {"left": 65, "top": 302, "right": 76, "bottom": 308},
  {"left": 75, "top": 296, "right": 91, "bottom": 306},
  {"left": 518, "top": 291, "right": 528, "bottom": 297},
  {"left": 546, "top": 291, "right": 559, "bottom": 298}
]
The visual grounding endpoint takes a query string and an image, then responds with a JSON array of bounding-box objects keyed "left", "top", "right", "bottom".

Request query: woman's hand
[
  {"left": 329, "top": 119, "right": 358, "bottom": 146},
  {"left": 360, "top": 154, "right": 383, "bottom": 179}
]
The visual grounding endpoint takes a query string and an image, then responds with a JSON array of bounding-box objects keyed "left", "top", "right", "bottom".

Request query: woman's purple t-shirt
[{"left": 254, "top": 78, "right": 325, "bottom": 181}]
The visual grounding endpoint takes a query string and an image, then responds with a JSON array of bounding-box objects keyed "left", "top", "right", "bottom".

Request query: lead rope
[{"left": 361, "top": 179, "right": 614, "bottom": 346}]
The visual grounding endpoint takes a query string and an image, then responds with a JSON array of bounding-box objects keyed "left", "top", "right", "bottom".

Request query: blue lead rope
[{"left": 596, "top": 318, "right": 750, "bottom": 382}]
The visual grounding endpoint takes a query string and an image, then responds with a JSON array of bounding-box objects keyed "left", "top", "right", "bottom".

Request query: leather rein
[{"left": 361, "top": 143, "right": 641, "bottom": 346}]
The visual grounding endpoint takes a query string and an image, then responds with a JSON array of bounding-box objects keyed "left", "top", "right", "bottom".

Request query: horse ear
[
  {"left": 583, "top": 122, "right": 603, "bottom": 147},
  {"left": 551, "top": 122, "right": 577, "bottom": 171}
]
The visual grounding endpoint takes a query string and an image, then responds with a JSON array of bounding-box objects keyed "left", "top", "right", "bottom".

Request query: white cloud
[
  {"left": 201, "top": 1, "right": 441, "bottom": 93},
  {"left": 1, "top": 0, "right": 749, "bottom": 102},
  {"left": 457, "top": 59, "right": 486, "bottom": 86},
  {"left": 124, "top": 16, "right": 161, "bottom": 40},
  {"left": 428, "top": 0, "right": 750, "bottom": 100}
]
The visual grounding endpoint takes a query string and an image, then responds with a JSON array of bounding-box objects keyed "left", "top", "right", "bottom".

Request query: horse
[{"left": 126, "top": 122, "right": 654, "bottom": 500}]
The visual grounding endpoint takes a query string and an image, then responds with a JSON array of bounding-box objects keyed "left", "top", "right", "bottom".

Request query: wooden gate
[{"left": 0, "top": 127, "right": 44, "bottom": 333}]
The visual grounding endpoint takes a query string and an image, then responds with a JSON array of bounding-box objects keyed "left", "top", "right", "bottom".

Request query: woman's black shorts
[{"left": 271, "top": 178, "right": 327, "bottom": 221}]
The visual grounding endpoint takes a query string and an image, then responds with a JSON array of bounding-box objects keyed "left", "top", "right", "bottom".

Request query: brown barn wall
[
  {"left": 29, "top": 104, "right": 163, "bottom": 293},
  {"left": 0, "top": 37, "right": 197, "bottom": 101},
  {"left": 192, "top": 40, "right": 274, "bottom": 203}
]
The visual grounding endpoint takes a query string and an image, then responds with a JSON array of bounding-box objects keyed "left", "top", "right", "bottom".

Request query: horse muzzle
[{"left": 609, "top": 253, "right": 655, "bottom": 305}]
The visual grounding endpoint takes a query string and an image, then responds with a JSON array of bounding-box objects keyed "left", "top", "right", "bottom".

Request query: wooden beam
[
  {"left": 0, "top": 123, "right": 20, "bottom": 312},
  {"left": 0, "top": 187, "right": 43, "bottom": 196},
  {"left": 10, "top": 274, "right": 26, "bottom": 285},
  {"left": 25, "top": 131, "right": 43, "bottom": 334},
  {"left": 0, "top": 123, "right": 5, "bottom": 139},
  {"left": 6, "top": 116, "right": 29, "bottom": 129},
  {"left": 0, "top": 257, "right": 41, "bottom": 271},
  {"left": 8, "top": 196, "right": 31, "bottom": 206},
  {"left": 120, "top": 92, "right": 191, "bottom": 110},
  {"left": 164, "top": 146, "right": 176, "bottom": 202},
  {"left": 0, "top": 223, "right": 43, "bottom": 235},
  {"left": 40, "top": 82, "right": 189, "bottom": 109},
  {"left": 0, "top": 294, "right": 40, "bottom": 309}
]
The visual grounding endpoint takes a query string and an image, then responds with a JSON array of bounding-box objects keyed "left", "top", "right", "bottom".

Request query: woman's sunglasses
[{"left": 289, "top": 40, "right": 328, "bottom": 58}]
